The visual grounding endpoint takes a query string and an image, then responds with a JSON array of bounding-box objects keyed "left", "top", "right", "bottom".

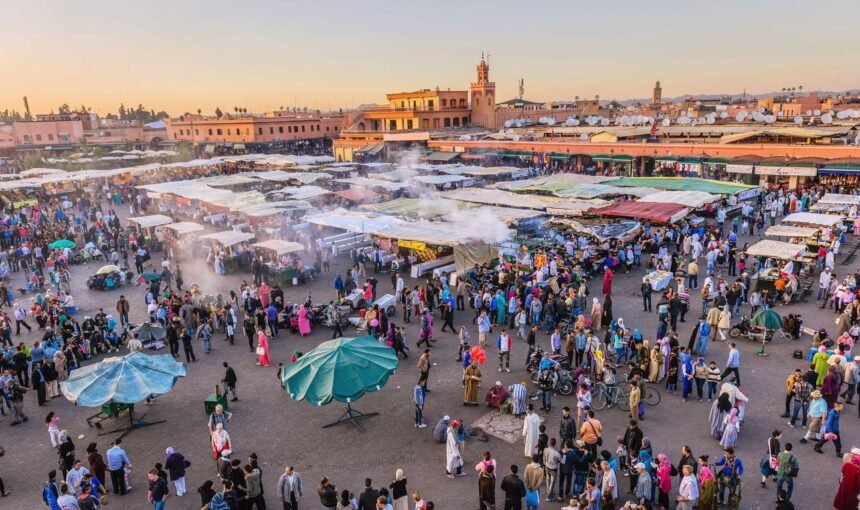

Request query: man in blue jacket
[{"left": 814, "top": 401, "right": 843, "bottom": 456}]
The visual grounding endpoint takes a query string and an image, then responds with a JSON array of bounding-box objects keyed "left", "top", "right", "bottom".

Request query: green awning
[
  {"left": 613, "top": 155, "right": 634, "bottom": 162},
  {"left": 550, "top": 152, "right": 572, "bottom": 160},
  {"left": 679, "top": 157, "right": 702, "bottom": 164},
  {"left": 655, "top": 156, "right": 679, "bottom": 163},
  {"left": 590, "top": 154, "right": 612, "bottom": 162},
  {"left": 611, "top": 177, "right": 755, "bottom": 195},
  {"left": 425, "top": 151, "right": 461, "bottom": 162},
  {"left": 705, "top": 158, "right": 729, "bottom": 164}
]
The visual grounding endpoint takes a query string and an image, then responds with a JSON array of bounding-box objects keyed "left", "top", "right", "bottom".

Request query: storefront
[
  {"left": 725, "top": 163, "right": 757, "bottom": 185},
  {"left": 755, "top": 165, "right": 817, "bottom": 189},
  {"left": 817, "top": 164, "right": 860, "bottom": 189}
]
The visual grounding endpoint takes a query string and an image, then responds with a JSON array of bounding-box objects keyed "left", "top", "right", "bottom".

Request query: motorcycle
[
  {"left": 527, "top": 346, "right": 571, "bottom": 374},
  {"left": 729, "top": 315, "right": 770, "bottom": 342},
  {"left": 531, "top": 363, "right": 575, "bottom": 396}
]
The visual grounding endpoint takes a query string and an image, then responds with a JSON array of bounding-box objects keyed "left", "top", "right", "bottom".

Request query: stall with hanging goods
[
  {"left": 745, "top": 239, "right": 812, "bottom": 302},
  {"left": 199, "top": 231, "right": 256, "bottom": 274}
]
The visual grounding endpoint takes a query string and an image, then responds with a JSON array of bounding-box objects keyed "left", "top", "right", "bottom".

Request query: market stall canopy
[
  {"left": 442, "top": 166, "right": 530, "bottom": 178},
  {"left": 550, "top": 219, "right": 641, "bottom": 243},
  {"left": 276, "top": 185, "right": 332, "bottom": 201},
  {"left": 425, "top": 151, "right": 460, "bottom": 162},
  {"left": 235, "top": 200, "right": 313, "bottom": 218},
  {"left": 18, "top": 167, "right": 65, "bottom": 176},
  {"left": 333, "top": 188, "right": 382, "bottom": 202},
  {"left": 508, "top": 182, "right": 658, "bottom": 199},
  {"left": 494, "top": 173, "right": 618, "bottom": 191},
  {"left": 442, "top": 187, "right": 607, "bottom": 216},
  {"left": 638, "top": 190, "right": 719, "bottom": 208},
  {"left": 744, "top": 239, "right": 806, "bottom": 259},
  {"left": 764, "top": 225, "right": 820, "bottom": 238},
  {"left": 159, "top": 222, "right": 205, "bottom": 235},
  {"left": 126, "top": 214, "right": 173, "bottom": 229},
  {"left": 589, "top": 201, "right": 690, "bottom": 224},
  {"left": 360, "top": 197, "right": 475, "bottom": 218},
  {"left": 198, "top": 174, "right": 258, "bottom": 187},
  {"left": 610, "top": 177, "right": 755, "bottom": 195},
  {"left": 202, "top": 191, "right": 268, "bottom": 211},
  {"left": 304, "top": 208, "right": 404, "bottom": 234},
  {"left": 374, "top": 219, "right": 512, "bottom": 246},
  {"left": 818, "top": 193, "right": 860, "bottom": 205},
  {"left": 199, "top": 230, "right": 256, "bottom": 247},
  {"left": 334, "top": 177, "right": 409, "bottom": 192},
  {"left": 412, "top": 175, "right": 471, "bottom": 185},
  {"left": 782, "top": 212, "right": 844, "bottom": 227},
  {"left": 60, "top": 352, "right": 186, "bottom": 407},
  {"left": 252, "top": 239, "right": 305, "bottom": 255}
]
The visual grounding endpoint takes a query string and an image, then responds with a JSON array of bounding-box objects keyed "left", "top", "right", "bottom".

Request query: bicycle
[{"left": 590, "top": 382, "right": 631, "bottom": 411}]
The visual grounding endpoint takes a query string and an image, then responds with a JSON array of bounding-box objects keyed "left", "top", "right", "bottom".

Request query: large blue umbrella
[
  {"left": 60, "top": 352, "right": 186, "bottom": 437},
  {"left": 61, "top": 351, "right": 186, "bottom": 406}
]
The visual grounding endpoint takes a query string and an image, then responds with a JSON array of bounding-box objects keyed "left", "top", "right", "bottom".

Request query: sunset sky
[{"left": 3, "top": 0, "right": 858, "bottom": 117}]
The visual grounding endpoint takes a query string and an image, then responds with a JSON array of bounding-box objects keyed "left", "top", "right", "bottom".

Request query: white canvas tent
[
  {"left": 744, "top": 240, "right": 806, "bottom": 260},
  {"left": 200, "top": 231, "right": 256, "bottom": 247},
  {"left": 638, "top": 190, "right": 719, "bottom": 208},
  {"left": 252, "top": 239, "right": 305, "bottom": 255},
  {"left": 126, "top": 215, "right": 173, "bottom": 229},
  {"left": 159, "top": 222, "right": 204, "bottom": 235},
  {"left": 782, "top": 212, "right": 844, "bottom": 227},
  {"left": 764, "top": 225, "right": 819, "bottom": 238},
  {"left": 818, "top": 193, "right": 860, "bottom": 205}
]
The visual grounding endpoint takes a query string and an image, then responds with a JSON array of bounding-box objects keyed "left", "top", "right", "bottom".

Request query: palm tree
[
  {"left": 197, "top": 108, "right": 201, "bottom": 115},
  {"left": 574, "top": 95, "right": 580, "bottom": 101},
  {"left": 799, "top": 85, "right": 804, "bottom": 93},
  {"left": 233, "top": 106, "right": 238, "bottom": 114},
  {"left": 594, "top": 95, "right": 600, "bottom": 102}
]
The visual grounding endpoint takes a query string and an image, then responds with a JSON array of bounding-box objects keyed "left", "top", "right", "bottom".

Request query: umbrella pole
[
  {"left": 756, "top": 332, "right": 769, "bottom": 357},
  {"left": 321, "top": 402, "right": 379, "bottom": 432}
]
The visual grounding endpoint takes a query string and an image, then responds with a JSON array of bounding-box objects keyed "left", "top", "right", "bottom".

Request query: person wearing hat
[
  {"left": 634, "top": 462, "right": 652, "bottom": 502},
  {"left": 800, "top": 389, "right": 827, "bottom": 444},
  {"left": 445, "top": 420, "right": 464, "bottom": 478}
]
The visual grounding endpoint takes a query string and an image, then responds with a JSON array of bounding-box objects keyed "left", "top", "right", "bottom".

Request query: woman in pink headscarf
[
  {"left": 655, "top": 453, "right": 673, "bottom": 509},
  {"left": 720, "top": 408, "right": 740, "bottom": 448},
  {"left": 297, "top": 304, "right": 311, "bottom": 336},
  {"left": 698, "top": 456, "right": 717, "bottom": 510},
  {"left": 259, "top": 282, "right": 271, "bottom": 309},
  {"left": 256, "top": 330, "right": 271, "bottom": 367}
]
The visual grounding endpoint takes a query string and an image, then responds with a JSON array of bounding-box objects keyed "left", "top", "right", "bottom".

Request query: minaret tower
[{"left": 470, "top": 53, "right": 496, "bottom": 129}]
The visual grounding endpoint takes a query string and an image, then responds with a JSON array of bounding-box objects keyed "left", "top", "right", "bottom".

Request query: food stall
[
  {"left": 745, "top": 239, "right": 810, "bottom": 298},
  {"left": 251, "top": 239, "right": 307, "bottom": 285},
  {"left": 199, "top": 231, "right": 256, "bottom": 274},
  {"left": 588, "top": 201, "right": 690, "bottom": 224},
  {"left": 157, "top": 222, "right": 205, "bottom": 261},
  {"left": 764, "top": 224, "right": 829, "bottom": 253}
]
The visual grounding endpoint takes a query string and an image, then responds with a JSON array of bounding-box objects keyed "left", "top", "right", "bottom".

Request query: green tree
[
  {"left": 58, "top": 104, "right": 71, "bottom": 115},
  {"left": 215, "top": 107, "right": 223, "bottom": 118},
  {"left": 118, "top": 103, "right": 127, "bottom": 120}
]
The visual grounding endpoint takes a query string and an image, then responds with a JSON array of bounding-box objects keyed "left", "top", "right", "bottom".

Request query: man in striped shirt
[{"left": 678, "top": 289, "right": 691, "bottom": 323}]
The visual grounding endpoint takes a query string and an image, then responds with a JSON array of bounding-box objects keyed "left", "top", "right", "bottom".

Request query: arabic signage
[
  {"left": 726, "top": 164, "right": 754, "bottom": 174},
  {"left": 755, "top": 166, "right": 816, "bottom": 177}
]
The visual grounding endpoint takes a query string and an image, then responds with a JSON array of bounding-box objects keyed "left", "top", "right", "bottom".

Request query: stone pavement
[{"left": 0, "top": 224, "right": 856, "bottom": 510}]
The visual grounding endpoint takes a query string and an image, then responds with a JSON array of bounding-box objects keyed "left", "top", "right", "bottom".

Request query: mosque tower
[{"left": 470, "top": 53, "right": 496, "bottom": 129}]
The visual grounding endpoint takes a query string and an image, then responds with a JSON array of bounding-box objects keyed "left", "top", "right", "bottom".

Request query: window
[
  {"left": 433, "top": 119, "right": 440, "bottom": 128},
  {"left": 428, "top": 100, "right": 434, "bottom": 110},
  {"left": 279, "top": 126, "right": 284, "bottom": 134},
  {"left": 422, "top": 119, "right": 429, "bottom": 129},
  {"left": 22, "top": 135, "right": 31, "bottom": 143},
  {"left": 453, "top": 117, "right": 460, "bottom": 127},
  {"left": 444, "top": 118, "right": 451, "bottom": 127},
  {"left": 258, "top": 128, "right": 263, "bottom": 135},
  {"left": 316, "top": 124, "right": 320, "bottom": 131},
  {"left": 195, "top": 129, "right": 199, "bottom": 135},
  {"left": 217, "top": 129, "right": 222, "bottom": 135},
  {"left": 36, "top": 134, "right": 42, "bottom": 141},
  {"left": 48, "top": 133, "right": 54, "bottom": 141},
  {"left": 459, "top": 99, "right": 466, "bottom": 108},
  {"left": 441, "top": 99, "right": 447, "bottom": 107},
  {"left": 406, "top": 119, "right": 413, "bottom": 129},
  {"left": 209, "top": 129, "right": 213, "bottom": 135},
  {"left": 487, "top": 97, "right": 492, "bottom": 106},
  {"left": 325, "top": 126, "right": 329, "bottom": 131},
  {"left": 463, "top": 116, "right": 469, "bottom": 126},
  {"left": 388, "top": 120, "right": 396, "bottom": 130},
  {"left": 270, "top": 127, "right": 274, "bottom": 134}
]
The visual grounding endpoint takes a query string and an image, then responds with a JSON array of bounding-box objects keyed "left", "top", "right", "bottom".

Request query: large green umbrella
[
  {"left": 49, "top": 239, "right": 76, "bottom": 249},
  {"left": 281, "top": 336, "right": 398, "bottom": 431},
  {"left": 751, "top": 308, "right": 782, "bottom": 330}
]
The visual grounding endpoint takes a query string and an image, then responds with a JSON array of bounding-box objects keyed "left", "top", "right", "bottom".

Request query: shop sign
[
  {"left": 399, "top": 240, "right": 426, "bottom": 251},
  {"left": 756, "top": 166, "right": 816, "bottom": 177},
  {"left": 737, "top": 188, "right": 761, "bottom": 200},
  {"left": 726, "top": 164, "right": 754, "bottom": 174}
]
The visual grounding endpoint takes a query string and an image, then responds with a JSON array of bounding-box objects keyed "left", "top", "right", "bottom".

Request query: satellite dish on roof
[
  {"left": 805, "top": 110, "right": 813, "bottom": 116},
  {"left": 777, "top": 111, "right": 784, "bottom": 117},
  {"left": 600, "top": 118, "right": 609, "bottom": 126},
  {"left": 794, "top": 115, "right": 803, "bottom": 124},
  {"left": 504, "top": 120, "right": 513, "bottom": 128},
  {"left": 814, "top": 109, "right": 821, "bottom": 116},
  {"left": 706, "top": 116, "right": 715, "bottom": 124},
  {"left": 512, "top": 134, "right": 521, "bottom": 141},
  {"left": 720, "top": 111, "right": 728, "bottom": 119},
  {"left": 736, "top": 112, "right": 747, "bottom": 122},
  {"left": 580, "top": 133, "right": 588, "bottom": 141},
  {"left": 821, "top": 113, "right": 833, "bottom": 124},
  {"left": 662, "top": 118, "right": 671, "bottom": 127}
]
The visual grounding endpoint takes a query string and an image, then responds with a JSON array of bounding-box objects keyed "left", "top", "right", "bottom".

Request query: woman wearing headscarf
[
  {"left": 590, "top": 298, "right": 602, "bottom": 332},
  {"left": 655, "top": 453, "right": 673, "bottom": 510},
  {"left": 813, "top": 345, "right": 830, "bottom": 386},
  {"left": 720, "top": 408, "right": 740, "bottom": 448},
  {"left": 297, "top": 303, "right": 311, "bottom": 337},
  {"left": 164, "top": 446, "right": 188, "bottom": 496},
  {"left": 821, "top": 364, "right": 842, "bottom": 408},
  {"left": 256, "top": 330, "right": 271, "bottom": 367},
  {"left": 602, "top": 295, "right": 613, "bottom": 326},
  {"left": 709, "top": 393, "right": 731, "bottom": 439},
  {"left": 648, "top": 344, "right": 663, "bottom": 382},
  {"left": 210, "top": 423, "right": 231, "bottom": 460},
  {"left": 57, "top": 431, "right": 75, "bottom": 478},
  {"left": 697, "top": 455, "right": 717, "bottom": 510},
  {"left": 834, "top": 452, "right": 860, "bottom": 510},
  {"left": 86, "top": 443, "right": 107, "bottom": 486}
]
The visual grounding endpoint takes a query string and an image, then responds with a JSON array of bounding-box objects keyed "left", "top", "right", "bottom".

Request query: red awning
[
  {"left": 589, "top": 201, "right": 689, "bottom": 224},
  {"left": 334, "top": 188, "right": 381, "bottom": 202}
]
